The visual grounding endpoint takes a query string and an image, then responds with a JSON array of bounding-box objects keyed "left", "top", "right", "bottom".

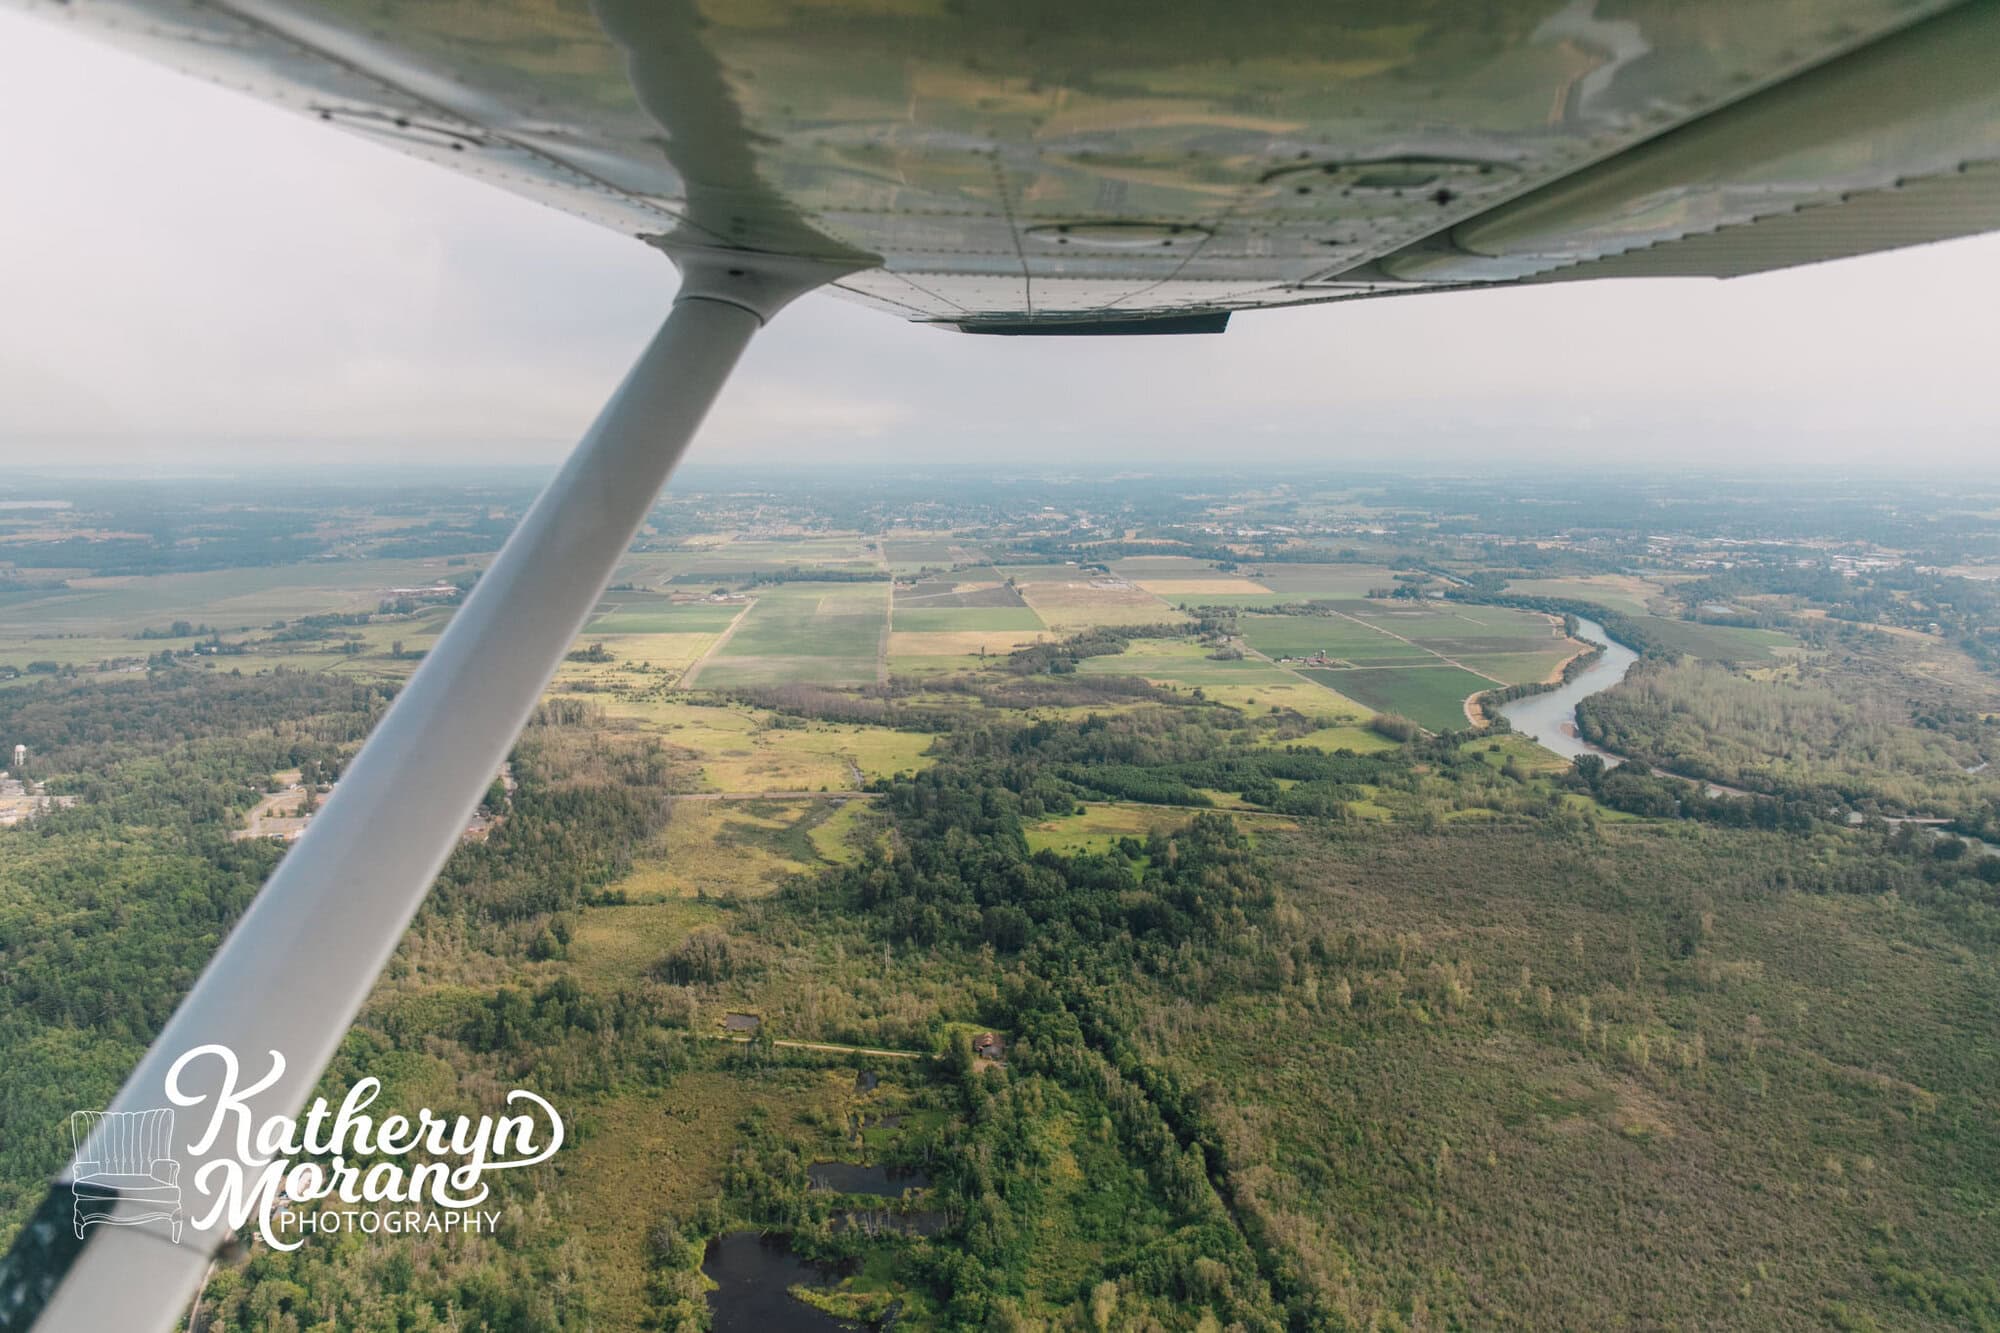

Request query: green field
[
  {"left": 893, "top": 578, "right": 1026, "bottom": 609},
  {"left": 615, "top": 536, "right": 883, "bottom": 583},
  {"left": 1346, "top": 601, "right": 1559, "bottom": 647},
  {"left": 1106, "top": 556, "right": 1215, "bottom": 575},
  {"left": 891, "top": 606, "right": 1045, "bottom": 632},
  {"left": 1299, "top": 665, "right": 1488, "bottom": 731},
  {"left": 1240, "top": 606, "right": 1570, "bottom": 692},
  {"left": 721, "top": 585, "right": 886, "bottom": 657},
  {"left": 1505, "top": 575, "right": 1665, "bottom": 616},
  {"left": 1241, "top": 564, "right": 1402, "bottom": 599},
  {"left": 882, "top": 538, "right": 985, "bottom": 571},
  {"left": 1455, "top": 650, "right": 1572, "bottom": 683},
  {"left": 1145, "top": 564, "right": 1404, "bottom": 609},
  {"left": 586, "top": 595, "right": 745, "bottom": 635},
  {"left": 1071, "top": 639, "right": 1372, "bottom": 714},
  {"left": 694, "top": 582, "right": 887, "bottom": 688},
  {"left": 0, "top": 558, "right": 468, "bottom": 638},
  {"left": 1240, "top": 613, "right": 1432, "bottom": 663}
]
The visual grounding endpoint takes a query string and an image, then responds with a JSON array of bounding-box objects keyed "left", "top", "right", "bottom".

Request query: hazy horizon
[{"left": 3, "top": 8, "right": 1998, "bottom": 470}]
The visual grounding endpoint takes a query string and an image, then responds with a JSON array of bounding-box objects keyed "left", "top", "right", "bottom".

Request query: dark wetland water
[{"left": 703, "top": 1232, "right": 856, "bottom": 1332}]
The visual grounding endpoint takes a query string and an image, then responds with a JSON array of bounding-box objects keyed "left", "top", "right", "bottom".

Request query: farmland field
[
  {"left": 891, "top": 606, "right": 1045, "bottom": 633},
  {"left": 892, "top": 578, "right": 1027, "bottom": 610},
  {"left": 1298, "top": 664, "right": 1490, "bottom": 730},
  {"left": 585, "top": 593, "right": 745, "bottom": 635},
  {"left": 882, "top": 537, "right": 987, "bottom": 571},
  {"left": 693, "top": 582, "right": 888, "bottom": 688},
  {"left": 1346, "top": 600, "right": 1557, "bottom": 642},
  {"left": 892, "top": 572, "right": 1024, "bottom": 608},
  {"left": 1017, "top": 579, "right": 1178, "bottom": 630},
  {"left": 1239, "top": 613, "right": 1434, "bottom": 663},
  {"left": 1505, "top": 574, "right": 1667, "bottom": 616},
  {"left": 992, "top": 563, "right": 1095, "bottom": 582},
  {"left": 554, "top": 632, "right": 723, "bottom": 685},
  {"left": 1453, "top": 649, "right": 1575, "bottom": 683},
  {"left": 1241, "top": 603, "right": 1573, "bottom": 728},
  {"left": 1109, "top": 560, "right": 1406, "bottom": 608},
  {"left": 0, "top": 558, "right": 466, "bottom": 638},
  {"left": 1071, "top": 637, "right": 1374, "bottom": 716},
  {"left": 1243, "top": 604, "right": 1573, "bottom": 679},
  {"left": 1135, "top": 577, "right": 1276, "bottom": 598},
  {"left": 1215, "top": 564, "right": 1403, "bottom": 606},
  {"left": 886, "top": 630, "right": 1046, "bottom": 674}
]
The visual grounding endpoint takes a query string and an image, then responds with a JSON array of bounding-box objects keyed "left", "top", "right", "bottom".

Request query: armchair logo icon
[{"left": 67, "top": 1108, "right": 184, "bottom": 1244}]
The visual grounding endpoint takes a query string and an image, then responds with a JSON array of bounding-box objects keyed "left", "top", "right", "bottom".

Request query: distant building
[
  {"left": 971, "top": 1032, "right": 1006, "bottom": 1062},
  {"left": 719, "top": 1012, "right": 761, "bottom": 1034},
  {"left": 10, "top": 744, "right": 23, "bottom": 769}
]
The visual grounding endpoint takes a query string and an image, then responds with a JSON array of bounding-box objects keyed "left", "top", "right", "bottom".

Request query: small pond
[{"left": 703, "top": 1231, "right": 855, "bottom": 1333}]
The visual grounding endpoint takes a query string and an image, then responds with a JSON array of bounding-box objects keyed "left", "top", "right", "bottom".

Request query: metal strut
[{"left": 6, "top": 253, "right": 847, "bottom": 1333}]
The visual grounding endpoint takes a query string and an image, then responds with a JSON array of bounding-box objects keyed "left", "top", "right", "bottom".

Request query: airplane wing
[
  {"left": 14, "top": 0, "right": 2000, "bottom": 332},
  {"left": 2, "top": 4, "right": 1997, "bottom": 1330}
]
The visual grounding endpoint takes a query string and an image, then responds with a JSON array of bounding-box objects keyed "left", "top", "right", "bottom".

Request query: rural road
[
  {"left": 676, "top": 597, "right": 757, "bottom": 690},
  {"left": 1323, "top": 605, "right": 1505, "bottom": 684}
]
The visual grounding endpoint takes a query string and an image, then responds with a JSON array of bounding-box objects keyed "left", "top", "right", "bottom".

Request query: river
[
  {"left": 1496, "top": 616, "right": 1638, "bottom": 765},
  {"left": 1497, "top": 615, "right": 1985, "bottom": 835}
]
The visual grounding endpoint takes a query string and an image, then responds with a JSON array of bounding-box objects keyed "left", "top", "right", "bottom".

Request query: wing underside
[{"left": 18, "top": 0, "right": 2000, "bottom": 328}]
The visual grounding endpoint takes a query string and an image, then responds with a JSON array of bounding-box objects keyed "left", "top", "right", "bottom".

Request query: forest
[
  {"left": 1578, "top": 655, "right": 2000, "bottom": 829},
  {"left": 8, "top": 662, "right": 1998, "bottom": 1329}
]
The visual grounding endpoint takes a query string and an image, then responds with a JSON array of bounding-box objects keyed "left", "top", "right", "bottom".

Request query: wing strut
[{"left": 1, "top": 252, "right": 850, "bottom": 1333}]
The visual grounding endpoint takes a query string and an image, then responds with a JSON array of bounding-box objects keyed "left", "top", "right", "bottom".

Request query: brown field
[
  {"left": 1018, "top": 580, "right": 1180, "bottom": 631},
  {"left": 551, "top": 632, "right": 723, "bottom": 684}
]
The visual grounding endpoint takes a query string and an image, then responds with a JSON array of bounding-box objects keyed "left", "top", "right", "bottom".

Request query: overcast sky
[{"left": 1, "top": 7, "right": 1996, "bottom": 473}]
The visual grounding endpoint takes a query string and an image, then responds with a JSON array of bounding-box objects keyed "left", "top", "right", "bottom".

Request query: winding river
[
  {"left": 1497, "top": 616, "right": 1638, "bottom": 765},
  {"left": 1497, "top": 615, "right": 1983, "bottom": 840}
]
